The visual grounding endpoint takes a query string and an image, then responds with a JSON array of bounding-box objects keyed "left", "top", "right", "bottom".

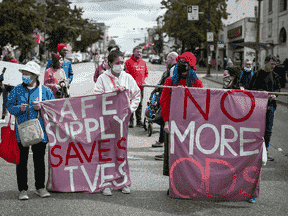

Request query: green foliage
[
  {"left": 151, "top": 28, "right": 164, "bottom": 55},
  {"left": 160, "top": 0, "right": 229, "bottom": 53},
  {"left": 0, "top": 0, "right": 45, "bottom": 61}
]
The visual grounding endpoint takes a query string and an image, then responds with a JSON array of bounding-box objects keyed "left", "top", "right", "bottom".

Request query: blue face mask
[{"left": 22, "top": 76, "right": 32, "bottom": 85}]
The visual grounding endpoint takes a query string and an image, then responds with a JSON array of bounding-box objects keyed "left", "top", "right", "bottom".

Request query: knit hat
[
  {"left": 176, "top": 52, "right": 197, "bottom": 71},
  {"left": 57, "top": 43, "right": 67, "bottom": 53}
]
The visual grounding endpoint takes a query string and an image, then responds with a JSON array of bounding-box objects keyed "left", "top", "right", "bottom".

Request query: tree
[
  {"left": 151, "top": 28, "right": 164, "bottom": 55},
  {"left": 0, "top": 0, "right": 46, "bottom": 62},
  {"left": 160, "top": 0, "right": 229, "bottom": 54}
]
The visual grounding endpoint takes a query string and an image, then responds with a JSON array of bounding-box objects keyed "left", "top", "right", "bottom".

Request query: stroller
[{"left": 143, "top": 90, "right": 163, "bottom": 136}]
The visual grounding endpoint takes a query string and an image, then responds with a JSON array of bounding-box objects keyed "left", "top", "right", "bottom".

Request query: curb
[{"left": 202, "top": 77, "right": 288, "bottom": 107}]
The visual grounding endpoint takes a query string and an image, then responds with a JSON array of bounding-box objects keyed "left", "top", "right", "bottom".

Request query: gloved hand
[
  {"left": 269, "top": 94, "right": 276, "bottom": 101},
  {"left": 164, "top": 121, "right": 169, "bottom": 133}
]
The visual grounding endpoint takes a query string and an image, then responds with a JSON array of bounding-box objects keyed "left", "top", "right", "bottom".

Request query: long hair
[{"left": 51, "top": 52, "right": 62, "bottom": 69}]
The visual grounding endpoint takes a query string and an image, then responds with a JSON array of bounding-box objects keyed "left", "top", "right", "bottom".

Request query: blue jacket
[
  {"left": 46, "top": 58, "right": 73, "bottom": 84},
  {"left": 7, "top": 83, "right": 55, "bottom": 144}
]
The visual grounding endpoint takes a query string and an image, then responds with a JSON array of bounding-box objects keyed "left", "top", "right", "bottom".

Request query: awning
[{"left": 232, "top": 42, "right": 278, "bottom": 51}]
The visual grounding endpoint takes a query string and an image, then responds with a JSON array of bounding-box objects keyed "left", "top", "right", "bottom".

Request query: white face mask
[{"left": 113, "top": 64, "right": 124, "bottom": 73}]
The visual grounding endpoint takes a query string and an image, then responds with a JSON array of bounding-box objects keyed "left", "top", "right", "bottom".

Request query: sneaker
[
  {"left": 152, "top": 141, "right": 164, "bottom": 148},
  {"left": 34, "top": 188, "right": 51, "bottom": 198},
  {"left": 102, "top": 188, "right": 112, "bottom": 196},
  {"left": 267, "top": 153, "right": 274, "bottom": 161},
  {"left": 136, "top": 121, "right": 143, "bottom": 127},
  {"left": 18, "top": 190, "right": 29, "bottom": 200},
  {"left": 154, "top": 153, "right": 164, "bottom": 161},
  {"left": 129, "top": 120, "right": 134, "bottom": 128},
  {"left": 248, "top": 198, "right": 256, "bottom": 203},
  {"left": 121, "top": 186, "right": 130, "bottom": 194}
]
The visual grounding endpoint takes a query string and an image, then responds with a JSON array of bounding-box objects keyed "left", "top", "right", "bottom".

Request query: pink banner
[
  {"left": 40, "top": 91, "right": 132, "bottom": 193},
  {"left": 169, "top": 87, "right": 269, "bottom": 200}
]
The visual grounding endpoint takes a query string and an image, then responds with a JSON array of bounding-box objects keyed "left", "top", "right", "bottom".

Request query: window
[
  {"left": 279, "top": 27, "right": 287, "bottom": 43},
  {"left": 268, "top": 20, "right": 272, "bottom": 38},
  {"left": 280, "top": 0, "right": 287, "bottom": 12},
  {"left": 269, "top": 0, "right": 272, "bottom": 12}
]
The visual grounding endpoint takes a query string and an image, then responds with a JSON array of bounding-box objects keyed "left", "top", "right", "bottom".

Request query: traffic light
[
  {"left": 134, "top": 40, "right": 136, "bottom": 43},
  {"left": 106, "top": 36, "right": 109, "bottom": 41}
]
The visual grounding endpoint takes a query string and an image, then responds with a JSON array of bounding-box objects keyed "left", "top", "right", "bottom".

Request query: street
[{"left": 0, "top": 60, "right": 288, "bottom": 216}]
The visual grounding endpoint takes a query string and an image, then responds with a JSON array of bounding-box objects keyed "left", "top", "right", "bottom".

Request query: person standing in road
[
  {"left": 7, "top": 61, "right": 55, "bottom": 200},
  {"left": 239, "top": 59, "right": 254, "bottom": 90},
  {"left": 94, "top": 53, "right": 109, "bottom": 83},
  {"left": 94, "top": 50, "right": 141, "bottom": 196},
  {"left": 248, "top": 55, "right": 281, "bottom": 162},
  {"left": 247, "top": 55, "right": 281, "bottom": 204},
  {"left": 125, "top": 46, "right": 148, "bottom": 128},
  {"left": 160, "top": 52, "right": 203, "bottom": 195},
  {"left": 1, "top": 47, "right": 19, "bottom": 120},
  {"left": 150, "top": 51, "right": 178, "bottom": 152},
  {"left": 44, "top": 52, "right": 69, "bottom": 98},
  {"left": 46, "top": 43, "right": 73, "bottom": 84}
]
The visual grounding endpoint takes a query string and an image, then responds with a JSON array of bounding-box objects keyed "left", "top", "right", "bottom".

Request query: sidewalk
[{"left": 197, "top": 66, "right": 288, "bottom": 106}]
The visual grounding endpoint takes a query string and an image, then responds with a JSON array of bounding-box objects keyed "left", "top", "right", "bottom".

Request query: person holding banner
[
  {"left": 7, "top": 61, "right": 55, "bottom": 200},
  {"left": 1, "top": 48, "right": 19, "bottom": 120},
  {"left": 44, "top": 52, "right": 69, "bottom": 98},
  {"left": 94, "top": 50, "right": 141, "bottom": 196},
  {"left": 46, "top": 43, "right": 73, "bottom": 84},
  {"left": 248, "top": 55, "right": 282, "bottom": 163},
  {"left": 160, "top": 52, "right": 203, "bottom": 194}
]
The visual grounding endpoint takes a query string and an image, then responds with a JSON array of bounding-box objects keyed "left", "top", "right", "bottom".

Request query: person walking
[
  {"left": 1, "top": 47, "right": 20, "bottom": 120},
  {"left": 44, "top": 52, "right": 69, "bottom": 98},
  {"left": 125, "top": 46, "right": 148, "bottom": 128},
  {"left": 94, "top": 50, "right": 141, "bottom": 196},
  {"left": 94, "top": 53, "right": 109, "bottom": 83},
  {"left": 150, "top": 52, "right": 178, "bottom": 155},
  {"left": 7, "top": 61, "right": 55, "bottom": 200},
  {"left": 46, "top": 43, "right": 73, "bottom": 84},
  {"left": 160, "top": 52, "right": 203, "bottom": 195}
]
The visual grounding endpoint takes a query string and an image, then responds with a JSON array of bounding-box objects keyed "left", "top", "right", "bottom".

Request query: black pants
[
  {"left": 163, "top": 132, "right": 169, "bottom": 176},
  {"left": 16, "top": 142, "right": 47, "bottom": 191},
  {"left": 130, "top": 88, "right": 143, "bottom": 123}
]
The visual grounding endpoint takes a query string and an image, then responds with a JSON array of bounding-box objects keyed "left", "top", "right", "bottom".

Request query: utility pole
[
  {"left": 206, "top": 0, "right": 212, "bottom": 77},
  {"left": 256, "top": 0, "right": 262, "bottom": 71}
]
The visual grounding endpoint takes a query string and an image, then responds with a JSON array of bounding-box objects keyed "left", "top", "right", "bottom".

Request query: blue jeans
[
  {"left": 2, "top": 85, "right": 14, "bottom": 117},
  {"left": 264, "top": 103, "right": 276, "bottom": 150}
]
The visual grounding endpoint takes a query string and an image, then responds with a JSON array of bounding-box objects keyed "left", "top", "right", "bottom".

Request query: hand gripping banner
[
  {"left": 40, "top": 91, "right": 132, "bottom": 193},
  {"left": 169, "top": 87, "right": 269, "bottom": 200}
]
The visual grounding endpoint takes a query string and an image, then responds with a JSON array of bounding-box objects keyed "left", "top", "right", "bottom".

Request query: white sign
[
  {"left": 207, "top": 32, "right": 214, "bottom": 42},
  {"left": 218, "top": 44, "right": 224, "bottom": 48},
  {"left": 0, "top": 61, "right": 26, "bottom": 86},
  {"left": 210, "top": 45, "right": 214, "bottom": 51},
  {"left": 76, "top": 35, "right": 81, "bottom": 41},
  {"left": 154, "top": 34, "right": 159, "bottom": 40},
  {"left": 188, "top": 5, "right": 199, "bottom": 21}
]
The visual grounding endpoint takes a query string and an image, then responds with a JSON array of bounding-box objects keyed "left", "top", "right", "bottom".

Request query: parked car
[
  {"left": 82, "top": 53, "right": 90, "bottom": 62},
  {"left": 150, "top": 55, "right": 162, "bottom": 64},
  {"left": 74, "top": 53, "right": 83, "bottom": 63},
  {"left": 65, "top": 54, "right": 76, "bottom": 64},
  {"left": 142, "top": 52, "right": 149, "bottom": 59}
]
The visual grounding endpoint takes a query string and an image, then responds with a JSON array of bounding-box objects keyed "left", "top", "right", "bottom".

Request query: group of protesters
[{"left": 0, "top": 40, "right": 285, "bottom": 203}]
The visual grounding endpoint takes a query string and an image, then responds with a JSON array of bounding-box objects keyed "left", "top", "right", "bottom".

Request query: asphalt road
[{"left": 0, "top": 60, "right": 288, "bottom": 216}]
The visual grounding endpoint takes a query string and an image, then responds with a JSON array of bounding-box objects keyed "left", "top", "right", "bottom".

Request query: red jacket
[
  {"left": 125, "top": 55, "right": 148, "bottom": 89},
  {"left": 9, "top": 58, "right": 18, "bottom": 64},
  {"left": 160, "top": 76, "right": 203, "bottom": 123}
]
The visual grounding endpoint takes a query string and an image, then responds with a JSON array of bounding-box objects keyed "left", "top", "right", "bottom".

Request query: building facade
[{"left": 260, "top": 0, "right": 288, "bottom": 66}]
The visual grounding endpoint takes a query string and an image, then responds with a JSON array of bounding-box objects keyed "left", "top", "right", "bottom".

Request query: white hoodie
[{"left": 94, "top": 69, "right": 141, "bottom": 113}]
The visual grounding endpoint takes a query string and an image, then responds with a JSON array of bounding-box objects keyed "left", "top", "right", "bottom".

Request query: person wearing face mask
[
  {"left": 125, "top": 46, "right": 149, "bottom": 128},
  {"left": 44, "top": 52, "right": 69, "bottom": 98},
  {"left": 7, "top": 61, "right": 55, "bottom": 200},
  {"left": 239, "top": 59, "right": 254, "bottom": 90},
  {"left": 94, "top": 50, "right": 141, "bottom": 196},
  {"left": 94, "top": 53, "right": 109, "bottom": 83},
  {"left": 46, "top": 43, "right": 73, "bottom": 84},
  {"left": 160, "top": 52, "right": 203, "bottom": 194}
]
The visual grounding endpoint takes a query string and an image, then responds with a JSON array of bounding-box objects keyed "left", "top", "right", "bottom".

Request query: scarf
[{"left": 171, "top": 63, "right": 198, "bottom": 86}]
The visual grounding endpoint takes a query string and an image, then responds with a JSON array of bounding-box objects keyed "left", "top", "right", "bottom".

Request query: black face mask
[{"left": 178, "top": 64, "right": 187, "bottom": 73}]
